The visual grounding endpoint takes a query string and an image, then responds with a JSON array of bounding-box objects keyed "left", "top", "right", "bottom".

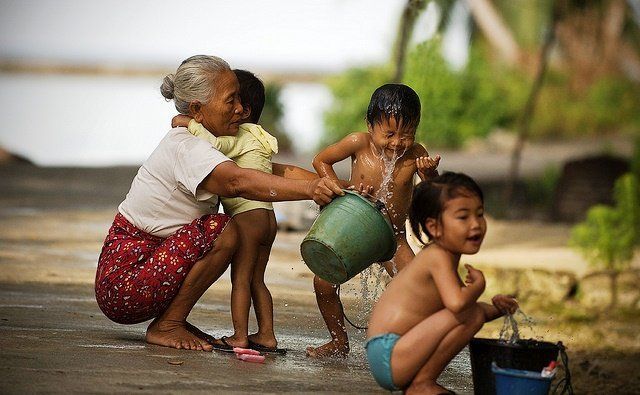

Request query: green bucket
[{"left": 300, "top": 190, "right": 397, "bottom": 284}]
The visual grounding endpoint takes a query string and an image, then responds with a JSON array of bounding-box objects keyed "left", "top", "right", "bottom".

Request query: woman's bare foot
[
  {"left": 185, "top": 322, "right": 216, "bottom": 345},
  {"left": 146, "top": 319, "right": 213, "bottom": 351},
  {"left": 248, "top": 333, "right": 277, "bottom": 349},
  {"left": 405, "top": 380, "right": 456, "bottom": 395},
  {"left": 306, "top": 339, "right": 349, "bottom": 358}
]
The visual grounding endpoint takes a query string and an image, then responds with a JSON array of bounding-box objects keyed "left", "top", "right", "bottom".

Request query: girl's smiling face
[
  {"left": 428, "top": 191, "right": 487, "bottom": 255},
  {"left": 367, "top": 116, "right": 416, "bottom": 159}
]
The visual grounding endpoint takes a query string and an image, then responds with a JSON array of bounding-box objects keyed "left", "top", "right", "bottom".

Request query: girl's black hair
[
  {"left": 409, "top": 172, "right": 484, "bottom": 245},
  {"left": 366, "top": 84, "right": 421, "bottom": 130},
  {"left": 233, "top": 69, "right": 265, "bottom": 124}
]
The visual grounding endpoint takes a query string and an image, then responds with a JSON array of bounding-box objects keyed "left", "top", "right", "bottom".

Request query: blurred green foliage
[
  {"left": 533, "top": 76, "right": 640, "bottom": 138},
  {"left": 261, "top": 83, "right": 292, "bottom": 152},
  {"left": 524, "top": 164, "right": 561, "bottom": 210},
  {"left": 321, "top": 38, "right": 640, "bottom": 149},
  {"left": 570, "top": 173, "right": 640, "bottom": 273},
  {"left": 322, "top": 39, "right": 527, "bottom": 148},
  {"left": 322, "top": 66, "right": 393, "bottom": 147}
]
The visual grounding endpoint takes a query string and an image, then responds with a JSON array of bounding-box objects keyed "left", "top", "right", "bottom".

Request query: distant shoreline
[{"left": 0, "top": 59, "right": 331, "bottom": 83}]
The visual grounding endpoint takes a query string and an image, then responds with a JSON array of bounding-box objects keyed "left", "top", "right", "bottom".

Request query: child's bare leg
[
  {"left": 306, "top": 276, "right": 349, "bottom": 358},
  {"left": 248, "top": 211, "right": 278, "bottom": 348},
  {"left": 225, "top": 210, "right": 271, "bottom": 347},
  {"left": 145, "top": 221, "right": 238, "bottom": 351},
  {"left": 406, "top": 306, "right": 485, "bottom": 394},
  {"left": 390, "top": 305, "right": 485, "bottom": 392},
  {"left": 382, "top": 238, "right": 414, "bottom": 276}
]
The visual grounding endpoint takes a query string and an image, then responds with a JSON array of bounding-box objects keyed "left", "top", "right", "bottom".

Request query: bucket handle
[
  {"left": 551, "top": 342, "right": 574, "bottom": 395},
  {"left": 345, "top": 189, "right": 388, "bottom": 213}
]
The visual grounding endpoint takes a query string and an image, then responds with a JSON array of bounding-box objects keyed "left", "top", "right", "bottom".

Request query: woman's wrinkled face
[{"left": 192, "top": 70, "right": 243, "bottom": 136}]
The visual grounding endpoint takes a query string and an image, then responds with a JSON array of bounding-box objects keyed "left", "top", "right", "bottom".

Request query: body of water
[{"left": 0, "top": 73, "right": 332, "bottom": 166}]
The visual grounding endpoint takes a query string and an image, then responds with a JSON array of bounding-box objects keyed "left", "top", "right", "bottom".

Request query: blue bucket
[{"left": 491, "top": 362, "right": 554, "bottom": 395}]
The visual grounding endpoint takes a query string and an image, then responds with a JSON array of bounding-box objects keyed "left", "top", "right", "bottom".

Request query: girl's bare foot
[
  {"left": 216, "top": 334, "right": 248, "bottom": 349},
  {"left": 305, "top": 340, "right": 349, "bottom": 358},
  {"left": 146, "top": 319, "right": 213, "bottom": 351},
  {"left": 405, "top": 380, "right": 456, "bottom": 395},
  {"left": 248, "top": 333, "right": 277, "bottom": 349}
]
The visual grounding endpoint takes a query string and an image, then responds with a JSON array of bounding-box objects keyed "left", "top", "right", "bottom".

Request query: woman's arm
[
  {"left": 313, "top": 133, "right": 367, "bottom": 180},
  {"left": 272, "top": 163, "right": 318, "bottom": 180},
  {"left": 201, "top": 161, "right": 343, "bottom": 205}
]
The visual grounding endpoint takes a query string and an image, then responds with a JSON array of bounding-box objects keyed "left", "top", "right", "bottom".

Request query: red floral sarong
[{"left": 95, "top": 212, "right": 230, "bottom": 324}]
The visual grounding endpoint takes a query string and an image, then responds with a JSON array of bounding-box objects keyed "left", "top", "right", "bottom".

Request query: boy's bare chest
[{"left": 350, "top": 151, "right": 415, "bottom": 190}]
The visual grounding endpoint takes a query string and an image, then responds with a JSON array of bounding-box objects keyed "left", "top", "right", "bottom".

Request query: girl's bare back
[{"left": 367, "top": 245, "right": 455, "bottom": 337}]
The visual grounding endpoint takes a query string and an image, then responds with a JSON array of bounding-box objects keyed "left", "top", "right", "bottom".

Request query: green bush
[
  {"left": 322, "top": 39, "right": 528, "bottom": 149},
  {"left": 261, "top": 83, "right": 292, "bottom": 152},
  {"left": 322, "top": 65, "right": 393, "bottom": 147},
  {"left": 321, "top": 37, "right": 640, "bottom": 150},
  {"left": 570, "top": 173, "right": 640, "bottom": 307}
]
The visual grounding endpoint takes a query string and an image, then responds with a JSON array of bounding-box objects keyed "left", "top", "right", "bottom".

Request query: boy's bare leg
[
  {"left": 306, "top": 275, "right": 349, "bottom": 358},
  {"left": 382, "top": 238, "right": 414, "bottom": 276},
  {"left": 390, "top": 305, "right": 485, "bottom": 393},
  {"left": 248, "top": 211, "right": 278, "bottom": 348},
  {"left": 225, "top": 210, "right": 272, "bottom": 348},
  {"left": 145, "top": 221, "right": 239, "bottom": 351}
]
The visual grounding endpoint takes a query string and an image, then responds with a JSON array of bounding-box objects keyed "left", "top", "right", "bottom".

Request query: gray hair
[{"left": 160, "top": 55, "right": 231, "bottom": 114}]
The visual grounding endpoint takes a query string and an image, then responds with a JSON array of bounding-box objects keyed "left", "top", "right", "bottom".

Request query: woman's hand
[
  {"left": 491, "top": 294, "right": 518, "bottom": 315},
  {"left": 464, "top": 264, "right": 486, "bottom": 292},
  {"left": 416, "top": 154, "right": 441, "bottom": 181},
  {"left": 309, "top": 177, "right": 345, "bottom": 206}
]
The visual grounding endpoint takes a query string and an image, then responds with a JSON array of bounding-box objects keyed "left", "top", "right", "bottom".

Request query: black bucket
[{"left": 469, "top": 338, "right": 559, "bottom": 395}]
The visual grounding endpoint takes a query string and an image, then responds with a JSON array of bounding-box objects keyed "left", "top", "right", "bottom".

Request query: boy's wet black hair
[
  {"left": 233, "top": 69, "right": 265, "bottom": 124},
  {"left": 409, "top": 172, "right": 484, "bottom": 245},
  {"left": 366, "top": 83, "right": 421, "bottom": 130}
]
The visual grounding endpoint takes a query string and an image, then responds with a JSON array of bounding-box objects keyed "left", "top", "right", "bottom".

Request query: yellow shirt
[{"left": 187, "top": 120, "right": 278, "bottom": 215}]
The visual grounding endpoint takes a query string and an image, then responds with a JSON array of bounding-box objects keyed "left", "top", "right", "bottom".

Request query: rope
[
  {"left": 551, "top": 341, "right": 574, "bottom": 395},
  {"left": 337, "top": 285, "right": 368, "bottom": 330}
]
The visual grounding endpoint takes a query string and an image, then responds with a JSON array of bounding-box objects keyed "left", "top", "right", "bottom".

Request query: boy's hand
[
  {"left": 172, "top": 114, "right": 193, "bottom": 128},
  {"left": 416, "top": 154, "right": 441, "bottom": 181},
  {"left": 354, "top": 183, "right": 374, "bottom": 197},
  {"left": 491, "top": 294, "right": 518, "bottom": 315},
  {"left": 464, "top": 264, "right": 485, "bottom": 290}
]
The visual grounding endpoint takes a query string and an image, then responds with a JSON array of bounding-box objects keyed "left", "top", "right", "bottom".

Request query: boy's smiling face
[{"left": 367, "top": 116, "right": 416, "bottom": 159}]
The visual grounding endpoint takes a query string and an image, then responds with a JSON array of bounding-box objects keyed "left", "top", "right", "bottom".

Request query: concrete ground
[
  {"left": 0, "top": 165, "right": 474, "bottom": 394},
  {"left": 0, "top": 282, "right": 473, "bottom": 394}
]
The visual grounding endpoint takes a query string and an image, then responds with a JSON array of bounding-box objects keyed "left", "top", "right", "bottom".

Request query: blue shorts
[{"left": 365, "top": 333, "right": 401, "bottom": 391}]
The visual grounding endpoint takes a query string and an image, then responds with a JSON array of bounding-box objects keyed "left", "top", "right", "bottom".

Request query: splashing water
[
  {"left": 498, "top": 309, "right": 536, "bottom": 344},
  {"left": 350, "top": 265, "right": 389, "bottom": 331},
  {"left": 375, "top": 150, "right": 399, "bottom": 205}
]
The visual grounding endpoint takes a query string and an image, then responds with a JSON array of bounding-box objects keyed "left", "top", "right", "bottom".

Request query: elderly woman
[{"left": 95, "top": 55, "right": 342, "bottom": 351}]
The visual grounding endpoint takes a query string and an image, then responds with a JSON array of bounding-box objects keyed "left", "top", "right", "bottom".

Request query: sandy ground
[{"left": 0, "top": 163, "right": 638, "bottom": 394}]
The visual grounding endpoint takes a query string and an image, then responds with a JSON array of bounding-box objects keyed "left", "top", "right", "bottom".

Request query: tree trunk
[
  {"left": 504, "top": 1, "right": 560, "bottom": 208},
  {"left": 609, "top": 271, "right": 619, "bottom": 309},
  {"left": 467, "top": 0, "right": 522, "bottom": 66},
  {"left": 392, "top": 0, "right": 427, "bottom": 82}
]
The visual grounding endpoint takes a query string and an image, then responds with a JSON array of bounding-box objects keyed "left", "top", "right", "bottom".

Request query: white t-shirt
[{"left": 118, "top": 127, "right": 231, "bottom": 238}]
